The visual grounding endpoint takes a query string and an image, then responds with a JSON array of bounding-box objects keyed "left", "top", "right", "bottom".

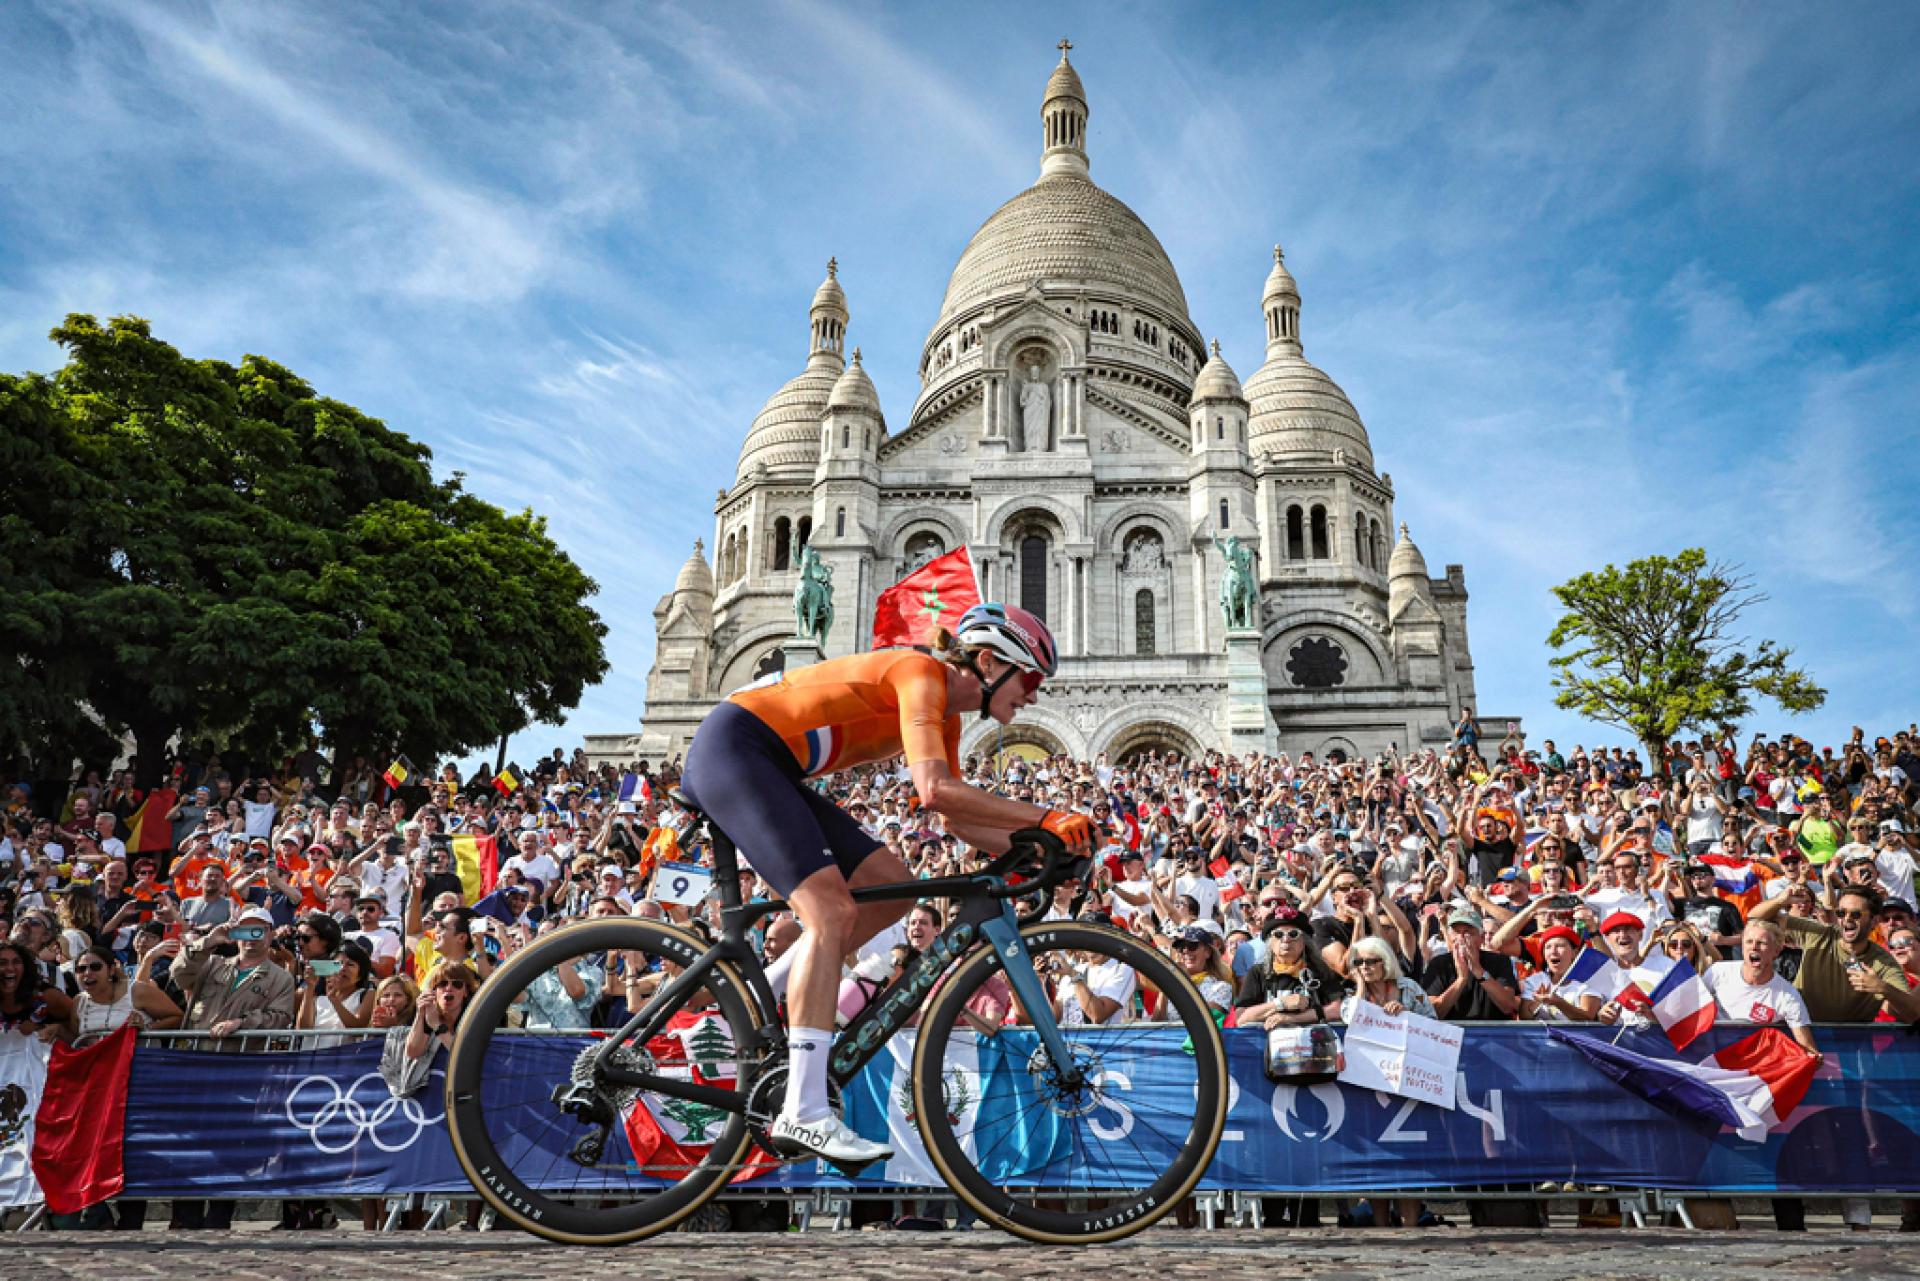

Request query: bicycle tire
[
  {"left": 912, "top": 921, "right": 1228, "bottom": 1243},
  {"left": 445, "top": 917, "right": 761, "bottom": 1245}
]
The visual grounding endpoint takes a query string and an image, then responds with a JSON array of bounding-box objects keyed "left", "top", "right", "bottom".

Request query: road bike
[{"left": 445, "top": 798, "right": 1228, "bottom": 1244}]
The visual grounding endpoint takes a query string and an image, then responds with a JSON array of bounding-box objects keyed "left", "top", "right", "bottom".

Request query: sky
[{"left": 5, "top": 1, "right": 1918, "bottom": 769}]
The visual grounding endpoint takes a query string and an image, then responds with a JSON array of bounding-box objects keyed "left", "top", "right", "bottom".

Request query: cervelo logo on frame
[{"left": 284, "top": 1070, "right": 445, "bottom": 1154}]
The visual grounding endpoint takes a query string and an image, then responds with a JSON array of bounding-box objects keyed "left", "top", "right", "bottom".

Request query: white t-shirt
[
  {"left": 1519, "top": 967, "right": 1601, "bottom": 1020},
  {"left": 1058, "top": 957, "right": 1137, "bottom": 1026},
  {"left": 1873, "top": 847, "right": 1918, "bottom": 912},
  {"left": 1583, "top": 886, "right": 1672, "bottom": 930},
  {"left": 1703, "top": 960, "right": 1810, "bottom": 1028},
  {"left": 502, "top": 851, "right": 563, "bottom": 888},
  {"left": 359, "top": 858, "right": 411, "bottom": 917},
  {"left": 348, "top": 925, "right": 404, "bottom": 967},
  {"left": 242, "top": 800, "right": 278, "bottom": 838},
  {"left": 1173, "top": 872, "right": 1221, "bottom": 922}
]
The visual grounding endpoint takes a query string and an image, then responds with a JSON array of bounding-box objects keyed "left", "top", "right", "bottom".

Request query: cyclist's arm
[{"left": 909, "top": 759, "right": 1051, "bottom": 855}]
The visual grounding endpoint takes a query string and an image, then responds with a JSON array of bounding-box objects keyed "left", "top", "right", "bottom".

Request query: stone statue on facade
[
  {"left": 792, "top": 545, "right": 834, "bottom": 643},
  {"left": 1016, "top": 361, "right": 1052, "bottom": 452},
  {"left": 1213, "top": 534, "right": 1258, "bottom": 631},
  {"left": 1121, "top": 531, "right": 1164, "bottom": 574}
]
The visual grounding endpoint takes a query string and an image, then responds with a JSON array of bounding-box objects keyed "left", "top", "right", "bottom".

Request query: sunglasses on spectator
[
  {"left": 74, "top": 962, "right": 107, "bottom": 974},
  {"left": 1354, "top": 957, "right": 1385, "bottom": 968},
  {"left": 1267, "top": 927, "right": 1305, "bottom": 941}
]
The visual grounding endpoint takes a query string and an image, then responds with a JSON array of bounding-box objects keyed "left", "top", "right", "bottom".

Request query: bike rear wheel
[
  {"left": 912, "top": 921, "right": 1228, "bottom": 1243},
  {"left": 444, "top": 918, "right": 764, "bottom": 1245}
]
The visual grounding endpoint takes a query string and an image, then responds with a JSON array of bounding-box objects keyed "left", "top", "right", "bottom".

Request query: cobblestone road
[{"left": 17, "top": 1227, "right": 1920, "bottom": 1281}]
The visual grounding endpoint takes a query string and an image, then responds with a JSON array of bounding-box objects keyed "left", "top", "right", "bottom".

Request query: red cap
[
  {"left": 1534, "top": 925, "right": 1582, "bottom": 951},
  {"left": 1599, "top": 911, "right": 1645, "bottom": 935}
]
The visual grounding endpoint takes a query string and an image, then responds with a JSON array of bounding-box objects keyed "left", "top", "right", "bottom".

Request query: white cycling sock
[
  {"left": 783, "top": 1025, "right": 833, "bottom": 1122},
  {"left": 764, "top": 944, "right": 798, "bottom": 1000}
]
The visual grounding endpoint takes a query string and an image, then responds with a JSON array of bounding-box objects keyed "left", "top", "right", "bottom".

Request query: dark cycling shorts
[{"left": 680, "top": 701, "right": 883, "bottom": 898}]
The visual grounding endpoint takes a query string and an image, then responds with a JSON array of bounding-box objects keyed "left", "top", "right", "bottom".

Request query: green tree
[
  {"left": 0, "top": 314, "right": 608, "bottom": 788},
  {"left": 1546, "top": 548, "right": 1825, "bottom": 762}
]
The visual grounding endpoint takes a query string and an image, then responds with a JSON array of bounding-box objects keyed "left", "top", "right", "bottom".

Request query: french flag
[
  {"left": 1549, "top": 1026, "right": 1817, "bottom": 1142},
  {"left": 1630, "top": 952, "right": 1718, "bottom": 1049},
  {"left": 1563, "top": 943, "right": 1626, "bottom": 993},
  {"left": 1700, "top": 852, "right": 1761, "bottom": 897}
]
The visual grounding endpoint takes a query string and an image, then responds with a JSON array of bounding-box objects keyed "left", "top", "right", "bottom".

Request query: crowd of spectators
[{"left": 4, "top": 721, "right": 1919, "bottom": 1231}]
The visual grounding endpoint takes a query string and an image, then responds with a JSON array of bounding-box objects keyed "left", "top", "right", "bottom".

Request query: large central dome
[{"left": 934, "top": 174, "right": 1192, "bottom": 329}]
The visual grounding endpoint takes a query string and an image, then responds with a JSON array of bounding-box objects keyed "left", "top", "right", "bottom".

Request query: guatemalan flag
[
  {"left": 1629, "top": 952, "right": 1718, "bottom": 1049},
  {"left": 1548, "top": 1026, "right": 1817, "bottom": 1142}
]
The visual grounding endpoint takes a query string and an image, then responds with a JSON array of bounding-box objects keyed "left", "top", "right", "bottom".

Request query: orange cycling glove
[{"left": 1040, "top": 810, "right": 1095, "bottom": 853}]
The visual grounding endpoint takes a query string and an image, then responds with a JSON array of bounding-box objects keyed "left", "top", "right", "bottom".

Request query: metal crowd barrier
[{"left": 16, "top": 1023, "right": 1914, "bottom": 1235}]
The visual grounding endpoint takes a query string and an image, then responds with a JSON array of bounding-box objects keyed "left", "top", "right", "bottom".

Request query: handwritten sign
[
  {"left": 651, "top": 860, "right": 713, "bottom": 907},
  {"left": 1338, "top": 999, "right": 1464, "bottom": 1110}
]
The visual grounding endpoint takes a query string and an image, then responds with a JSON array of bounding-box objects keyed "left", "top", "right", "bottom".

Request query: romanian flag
[
  {"left": 450, "top": 832, "right": 498, "bottom": 903},
  {"left": 493, "top": 767, "right": 519, "bottom": 797},
  {"left": 383, "top": 756, "right": 415, "bottom": 789},
  {"left": 121, "top": 788, "right": 177, "bottom": 857}
]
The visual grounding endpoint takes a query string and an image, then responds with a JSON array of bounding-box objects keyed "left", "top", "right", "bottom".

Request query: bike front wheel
[
  {"left": 912, "top": 921, "right": 1228, "bottom": 1243},
  {"left": 443, "top": 918, "right": 764, "bottom": 1245}
]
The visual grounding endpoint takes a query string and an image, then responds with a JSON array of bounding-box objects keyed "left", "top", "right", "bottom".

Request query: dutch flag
[
  {"left": 1629, "top": 951, "right": 1718, "bottom": 1049},
  {"left": 1549, "top": 1026, "right": 1818, "bottom": 1142},
  {"left": 1700, "top": 851, "right": 1761, "bottom": 897}
]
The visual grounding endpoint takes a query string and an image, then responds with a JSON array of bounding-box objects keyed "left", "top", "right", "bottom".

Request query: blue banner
[{"left": 120, "top": 1024, "right": 1920, "bottom": 1197}]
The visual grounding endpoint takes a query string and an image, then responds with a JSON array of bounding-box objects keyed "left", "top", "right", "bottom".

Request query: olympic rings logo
[{"left": 284, "top": 1071, "right": 444, "bottom": 1154}]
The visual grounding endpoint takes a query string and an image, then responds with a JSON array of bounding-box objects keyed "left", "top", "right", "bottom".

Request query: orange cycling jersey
[{"left": 728, "top": 649, "right": 962, "bottom": 779}]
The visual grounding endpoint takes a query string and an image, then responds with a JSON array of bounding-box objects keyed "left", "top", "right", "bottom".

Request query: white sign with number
[{"left": 652, "top": 860, "right": 713, "bottom": 907}]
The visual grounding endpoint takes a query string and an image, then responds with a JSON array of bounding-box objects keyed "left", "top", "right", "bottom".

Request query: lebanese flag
[
  {"left": 1630, "top": 951, "right": 1718, "bottom": 1049},
  {"left": 31, "top": 1025, "right": 135, "bottom": 1212},
  {"left": 1549, "top": 1025, "right": 1816, "bottom": 1142},
  {"left": 622, "top": 1010, "right": 776, "bottom": 1184},
  {"left": 871, "top": 547, "right": 981, "bottom": 649},
  {"left": 1209, "top": 857, "right": 1246, "bottom": 903}
]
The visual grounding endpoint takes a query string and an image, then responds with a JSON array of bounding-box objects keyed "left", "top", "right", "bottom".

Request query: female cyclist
[{"left": 678, "top": 602, "right": 1093, "bottom": 1165}]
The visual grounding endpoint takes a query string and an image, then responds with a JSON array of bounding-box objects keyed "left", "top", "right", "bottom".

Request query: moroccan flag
[
  {"left": 492, "top": 767, "right": 519, "bottom": 797},
  {"left": 871, "top": 546, "right": 981, "bottom": 649},
  {"left": 121, "top": 788, "right": 177, "bottom": 856},
  {"left": 450, "top": 833, "right": 498, "bottom": 903},
  {"left": 31, "top": 1024, "right": 135, "bottom": 1213},
  {"left": 382, "top": 755, "right": 414, "bottom": 789},
  {"left": 622, "top": 1010, "right": 776, "bottom": 1184}
]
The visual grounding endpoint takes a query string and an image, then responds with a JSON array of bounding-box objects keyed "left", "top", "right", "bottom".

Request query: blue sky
[{"left": 5, "top": 1, "right": 1918, "bottom": 768}]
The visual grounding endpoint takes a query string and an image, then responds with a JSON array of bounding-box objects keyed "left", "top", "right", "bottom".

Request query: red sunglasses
[{"left": 1015, "top": 668, "right": 1045, "bottom": 695}]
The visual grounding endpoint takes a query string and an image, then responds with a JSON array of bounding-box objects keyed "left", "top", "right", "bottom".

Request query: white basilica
[{"left": 612, "top": 45, "right": 1491, "bottom": 767}]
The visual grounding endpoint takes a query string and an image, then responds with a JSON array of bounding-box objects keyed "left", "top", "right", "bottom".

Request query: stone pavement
[{"left": 16, "top": 1228, "right": 1920, "bottom": 1281}]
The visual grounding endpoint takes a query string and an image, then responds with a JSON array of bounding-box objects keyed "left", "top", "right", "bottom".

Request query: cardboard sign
[{"left": 1338, "top": 998, "right": 1464, "bottom": 1109}]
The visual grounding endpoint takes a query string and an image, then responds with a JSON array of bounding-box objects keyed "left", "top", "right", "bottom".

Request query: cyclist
[{"left": 679, "top": 602, "right": 1094, "bottom": 1166}]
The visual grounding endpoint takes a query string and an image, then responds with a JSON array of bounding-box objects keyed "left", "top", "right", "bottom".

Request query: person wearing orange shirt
[{"left": 678, "top": 603, "right": 1090, "bottom": 1167}]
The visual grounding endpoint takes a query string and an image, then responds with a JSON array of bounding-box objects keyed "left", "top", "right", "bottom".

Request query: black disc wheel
[
  {"left": 444, "top": 918, "right": 764, "bottom": 1245},
  {"left": 912, "top": 921, "right": 1228, "bottom": 1243}
]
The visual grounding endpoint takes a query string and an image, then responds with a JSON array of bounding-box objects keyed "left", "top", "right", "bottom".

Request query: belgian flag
[
  {"left": 493, "top": 766, "right": 519, "bottom": 797},
  {"left": 451, "top": 832, "right": 499, "bottom": 903},
  {"left": 382, "top": 755, "right": 415, "bottom": 790}
]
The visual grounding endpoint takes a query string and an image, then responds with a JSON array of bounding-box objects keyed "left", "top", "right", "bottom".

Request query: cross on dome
[{"left": 1058, "top": 38, "right": 1073, "bottom": 56}]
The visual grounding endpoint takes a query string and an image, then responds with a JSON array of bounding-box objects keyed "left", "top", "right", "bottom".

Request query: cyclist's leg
[{"left": 798, "top": 786, "right": 912, "bottom": 949}]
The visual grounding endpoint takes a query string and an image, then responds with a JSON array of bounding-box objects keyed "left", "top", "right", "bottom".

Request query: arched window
[
  {"left": 1309, "top": 505, "right": 1329, "bottom": 560},
  {"left": 1020, "top": 533, "right": 1048, "bottom": 622},
  {"left": 834, "top": 507, "right": 846, "bottom": 538},
  {"left": 1355, "top": 512, "right": 1371, "bottom": 569},
  {"left": 1134, "top": 588, "right": 1156, "bottom": 656},
  {"left": 772, "top": 516, "right": 792, "bottom": 572},
  {"left": 1286, "top": 505, "right": 1305, "bottom": 560},
  {"left": 1219, "top": 498, "right": 1230, "bottom": 529},
  {"left": 840, "top": 423, "right": 849, "bottom": 449},
  {"left": 796, "top": 516, "right": 812, "bottom": 550},
  {"left": 1215, "top": 416, "right": 1224, "bottom": 441},
  {"left": 1371, "top": 519, "right": 1384, "bottom": 572}
]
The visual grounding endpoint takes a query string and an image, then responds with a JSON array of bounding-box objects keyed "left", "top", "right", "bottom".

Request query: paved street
[{"left": 17, "top": 1227, "right": 1920, "bottom": 1281}]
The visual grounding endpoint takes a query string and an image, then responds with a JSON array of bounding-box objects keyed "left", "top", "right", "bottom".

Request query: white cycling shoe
[{"left": 768, "top": 1111, "right": 893, "bottom": 1168}]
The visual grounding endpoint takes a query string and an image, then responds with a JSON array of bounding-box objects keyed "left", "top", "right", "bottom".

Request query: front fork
[{"left": 979, "top": 909, "right": 1086, "bottom": 1090}]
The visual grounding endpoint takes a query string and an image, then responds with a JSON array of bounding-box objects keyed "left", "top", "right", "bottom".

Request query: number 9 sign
[{"left": 652, "top": 860, "right": 713, "bottom": 907}]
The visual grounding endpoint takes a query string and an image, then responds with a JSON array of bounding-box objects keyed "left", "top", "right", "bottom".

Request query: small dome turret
[
  {"left": 1191, "top": 338, "right": 1245, "bottom": 403},
  {"left": 1388, "top": 523, "right": 1429, "bottom": 583},
  {"left": 826, "top": 347, "right": 882, "bottom": 415},
  {"left": 1040, "top": 39, "right": 1089, "bottom": 180},
  {"left": 673, "top": 539, "right": 715, "bottom": 598}
]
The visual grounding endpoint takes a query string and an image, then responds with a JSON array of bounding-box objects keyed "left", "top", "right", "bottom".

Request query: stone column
[{"left": 1223, "top": 628, "right": 1277, "bottom": 755}]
